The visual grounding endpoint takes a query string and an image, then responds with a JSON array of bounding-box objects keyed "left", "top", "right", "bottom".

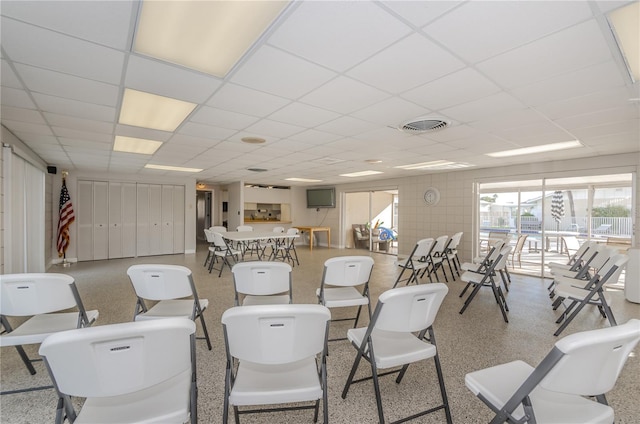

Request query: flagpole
[{"left": 58, "top": 171, "right": 72, "bottom": 268}]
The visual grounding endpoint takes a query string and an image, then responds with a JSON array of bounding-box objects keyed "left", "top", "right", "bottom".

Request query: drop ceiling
[{"left": 1, "top": 1, "right": 638, "bottom": 186}]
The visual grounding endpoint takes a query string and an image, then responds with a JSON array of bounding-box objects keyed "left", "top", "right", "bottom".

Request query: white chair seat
[
  {"left": 229, "top": 358, "right": 323, "bottom": 406},
  {"left": 75, "top": 368, "right": 191, "bottom": 424},
  {"left": 315, "top": 287, "right": 368, "bottom": 308},
  {"left": 347, "top": 327, "right": 436, "bottom": 369},
  {"left": 242, "top": 294, "right": 291, "bottom": 306},
  {"left": 395, "top": 256, "right": 430, "bottom": 271},
  {"left": 460, "top": 270, "right": 486, "bottom": 284},
  {"left": 465, "top": 360, "right": 613, "bottom": 424},
  {"left": 554, "top": 284, "right": 611, "bottom": 304},
  {"left": 134, "top": 299, "right": 208, "bottom": 320},
  {"left": 0, "top": 310, "right": 99, "bottom": 347}
]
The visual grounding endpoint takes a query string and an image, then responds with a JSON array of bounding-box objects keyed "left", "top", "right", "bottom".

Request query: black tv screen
[{"left": 306, "top": 187, "right": 336, "bottom": 208}]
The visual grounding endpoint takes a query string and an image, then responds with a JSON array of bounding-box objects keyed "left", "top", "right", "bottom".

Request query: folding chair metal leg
[
  {"left": 553, "top": 287, "right": 613, "bottom": 337},
  {"left": 459, "top": 281, "right": 484, "bottom": 315},
  {"left": 197, "top": 312, "right": 212, "bottom": 350},
  {"left": 14, "top": 345, "right": 37, "bottom": 375}
]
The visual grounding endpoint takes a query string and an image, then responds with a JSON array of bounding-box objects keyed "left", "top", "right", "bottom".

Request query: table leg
[{"left": 309, "top": 229, "right": 313, "bottom": 251}]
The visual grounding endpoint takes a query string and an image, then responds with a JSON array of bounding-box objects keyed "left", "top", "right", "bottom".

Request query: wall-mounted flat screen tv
[{"left": 306, "top": 187, "right": 336, "bottom": 208}]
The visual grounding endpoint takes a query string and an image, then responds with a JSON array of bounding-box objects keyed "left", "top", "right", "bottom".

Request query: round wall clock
[{"left": 423, "top": 187, "right": 440, "bottom": 206}]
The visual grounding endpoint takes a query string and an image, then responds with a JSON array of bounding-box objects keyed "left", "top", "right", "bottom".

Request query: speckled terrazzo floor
[{"left": 2, "top": 242, "right": 639, "bottom": 423}]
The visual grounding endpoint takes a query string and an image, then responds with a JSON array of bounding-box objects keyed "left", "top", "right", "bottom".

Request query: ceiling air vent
[{"left": 398, "top": 118, "right": 448, "bottom": 134}]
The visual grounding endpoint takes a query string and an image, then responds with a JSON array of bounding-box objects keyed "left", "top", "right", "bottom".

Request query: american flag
[{"left": 56, "top": 178, "right": 75, "bottom": 257}]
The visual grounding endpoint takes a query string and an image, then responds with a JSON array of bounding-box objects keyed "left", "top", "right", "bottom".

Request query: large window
[{"left": 477, "top": 173, "right": 634, "bottom": 277}]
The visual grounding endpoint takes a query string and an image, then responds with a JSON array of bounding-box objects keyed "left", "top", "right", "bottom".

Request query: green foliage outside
[{"left": 592, "top": 205, "right": 630, "bottom": 217}]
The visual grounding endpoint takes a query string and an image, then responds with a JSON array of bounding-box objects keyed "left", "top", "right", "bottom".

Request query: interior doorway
[
  {"left": 196, "top": 191, "right": 212, "bottom": 241},
  {"left": 344, "top": 190, "right": 398, "bottom": 255}
]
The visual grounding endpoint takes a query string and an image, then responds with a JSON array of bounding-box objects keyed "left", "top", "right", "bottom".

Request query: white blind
[{"left": 3, "top": 145, "right": 45, "bottom": 273}]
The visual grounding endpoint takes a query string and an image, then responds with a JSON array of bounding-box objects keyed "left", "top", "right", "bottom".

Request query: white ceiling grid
[{"left": 0, "top": 0, "right": 638, "bottom": 185}]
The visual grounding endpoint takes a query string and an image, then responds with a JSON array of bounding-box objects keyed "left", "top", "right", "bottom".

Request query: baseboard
[{"left": 51, "top": 257, "right": 78, "bottom": 264}]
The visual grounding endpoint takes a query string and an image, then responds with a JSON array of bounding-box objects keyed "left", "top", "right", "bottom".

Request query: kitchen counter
[{"left": 244, "top": 219, "right": 292, "bottom": 224}]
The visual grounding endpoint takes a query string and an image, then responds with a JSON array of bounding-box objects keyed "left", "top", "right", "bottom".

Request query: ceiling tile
[
  {"left": 32, "top": 93, "right": 116, "bottom": 122},
  {"left": 268, "top": 102, "right": 340, "bottom": 128},
  {"left": 206, "top": 83, "right": 290, "bottom": 117},
  {"left": 268, "top": 1, "right": 411, "bottom": 72},
  {"left": 190, "top": 106, "right": 260, "bottom": 131},
  {"left": 441, "top": 92, "right": 526, "bottom": 123},
  {"left": 300, "top": 76, "right": 390, "bottom": 114},
  {"left": 0, "top": 0, "right": 134, "bottom": 49},
  {"left": 424, "top": 1, "right": 593, "bottom": 64},
  {"left": 348, "top": 33, "right": 465, "bottom": 93},
  {"left": 229, "top": 46, "right": 337, "bottom": 99},
  {"left": 477, "top": 20, "right": 612, "bottom": 89},
  {"left": 2, "top": 17, "right": 125, "bottom": 84}
]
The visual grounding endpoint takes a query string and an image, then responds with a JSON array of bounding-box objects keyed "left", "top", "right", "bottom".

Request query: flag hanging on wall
[{"left": 56, "top": 178, "right": 75, "bottom": 258}]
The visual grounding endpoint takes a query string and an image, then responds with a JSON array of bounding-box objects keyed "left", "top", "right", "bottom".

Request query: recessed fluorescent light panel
[
  {"left": 608, "top": 2, "right": 640, "bottom": 82},
  {"left": 285, "top": 178, "right": 323, "bottom": 182},
  {"left": 134, "top": 1, "right": 289, "bottom": 78},
  {"left": 119, "top": 88, "right": 196, "bottom": 132},
  {"left": 395, "top": 160, "right": 473, "bottom": 170},
  {"left": 340, "top": 170, "right": 384, "bottom": 177},
  {"left": 486, "top": 140, "right": 583, "bottom": 158},
  {"left": 145, "top": 164, "right": 202, "bottom": 173},
  {"left": 113, "top": 136, "right": 162, "bottom": 154}
]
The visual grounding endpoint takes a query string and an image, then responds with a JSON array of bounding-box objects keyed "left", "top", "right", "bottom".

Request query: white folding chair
[
  {"left": 270, "top": 228, "right": 300, "bottom": 266},
  {"left": 222, "top": 304, "right": 331, "bottom": 424},
  {"left": 546, "top": 240, "right": 597, "bottom": 292},
  {"left": 0, "top": 273, "right": 98, "bottom": 395},
  {"left": 232, "top": 261, "right": 293, "bottom": 306},
  {"left": 444, "top": 231, "right": 463, "bottom": 280},
  {"left": 127, "top": 264, "right": 212, "bottom": 350},
  {"left": 425, "top": 235, "right": 452, "bottom": 282},
  {"left": 392, "top": 238, "right": 435, "bottom": 287},
  {"left": 316, "top": 256, "right": 374, "bottom": 341},
  {"left": 341, "top": 284, "right": 452, "bottom": 424},
  {"left": 459, "top": 246, "right": 512, "bottom": 323},
  {"left": 40, "top": 318, "right": 197, "bottom": 424},
  {"left": 211, "top": 225, "right": 227, "bottom": 233},
  {"left": 210, "top": 231, "right": 242, "bottom": 277},
  {"left": 466, "top": 319, "right": 640, "bottom": 424},
  {"left": 203, "top": 228, "right": 218, "bottom": 268},
  {"left": 260, "top": 227, "right": 285, "bottom": 259},
  {"left": 553, "top": 254, "right": 629, "bottom": 336},
  {"left": 236, "top": 225, "right": 260, "bottom": 259}
]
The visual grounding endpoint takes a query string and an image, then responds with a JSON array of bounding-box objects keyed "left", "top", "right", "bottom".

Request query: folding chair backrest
[
  {"left": 374, "top": 284, "right": 448, "bottom": 333},
  {"left": 272, "top": 227, "right": 285, "bottom": 233},
  {"left": 322, "top": 256, "right": 374, "bottom": 287},
  {"left": 127, "top": 264, "right": 194, "bottom": 301},
  {"left": 237, "top": 225, "right": 253, "bottom": 232},
  {"left": 39, "top": 318, "right": 195, "bottom": 398},
  {"left": 432, "top": 235, "right": 449, "bottom": 255},
  {"left": 232, "top": 261, "right": 292, "bottom": 296},
  {"left": 210, "top": 226, "right": 227, "bottom": 233},
  {"left": 595, "top": 254, "right": 629, "bottom": 286},
  {"left": 286, "top": 228, "right": 299, "bottom": 235},
  {"left": 222, "top": 304, "right": 331, "bottom": 364},
  {"left": 1, "top": 273, "right": 78, "bottom": 316},
  {"left": 588, "top": 246, "right": 616, "bottom": 272},
  {"left": 493, "top": 246, "right": 512, "bottom": 270},
  {"left": 411, "top": 238, "right": 435, "bottom": 260},
  {"left": 449, "top": 232, "right": 463, "bottom": 249},
  {"left": 212, "top": 231, "right": 228, "bottom": 249},
  {"left": 486, "top": 240, "right": 506, "bottom": 262},
  {"left": 569, "top": 239, "right": 591, "bottom": 262},
  {"left": 541, "top": 319, "right": 640, "bottom": 396},
  {"left": 204, "top": 228, "right": 215, "bottom": 243}
]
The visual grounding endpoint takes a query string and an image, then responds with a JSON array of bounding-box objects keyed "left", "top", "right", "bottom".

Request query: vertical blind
[{"left": 3, "top": 145, "right": 45, "bottom": 273}]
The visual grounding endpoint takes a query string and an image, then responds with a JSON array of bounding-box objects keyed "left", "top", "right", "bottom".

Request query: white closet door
[
  {"left": 77, "top": 180, "right": 94, "bottom": 262},
  {"left": 136, "top": 184, "right": 150, "bottom": 256},
  {"left": 92, "top": 181, "right": 109, "bottom": 260},
  {"left": 173, "top": 185, "right": 185, "bottom": 253},
  {"left": 161, "top": 185, "right": 174, "bottom": 254},
  {"left": 122, "top": 183, "right": 137, "bottom": 258},
  {"left": 108, "top": 182, "right": 123, "bottom": 259},
  {"left": 149, "top": 184, "right": 163, "bottom": 255}
]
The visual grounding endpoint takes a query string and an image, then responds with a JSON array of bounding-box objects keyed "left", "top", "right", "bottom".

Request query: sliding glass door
[
  {"left": 477, "top": 173, "right": 634, "bottom": 277},
  {"left": 344, "top": 190, "right": 398, "bottom": 255}
]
